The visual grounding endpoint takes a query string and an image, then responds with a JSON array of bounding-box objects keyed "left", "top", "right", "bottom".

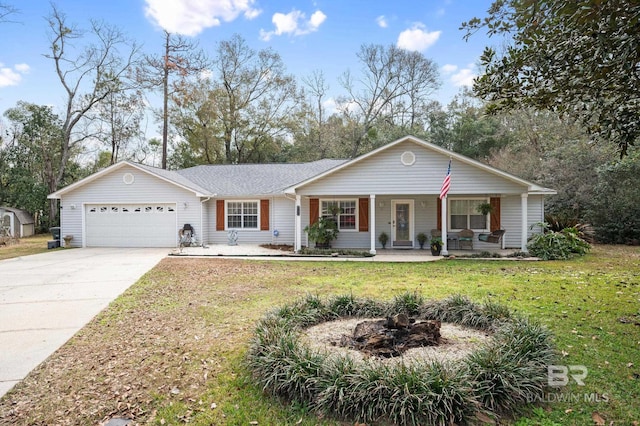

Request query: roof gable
[
  {"left": 48, "top": 161, "right": 212, "bottom": 199},
  {"left": 287, "top": 135, "right": 555, "bottom": 195}
]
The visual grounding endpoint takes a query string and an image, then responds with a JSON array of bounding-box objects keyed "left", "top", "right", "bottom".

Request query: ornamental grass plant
[{"left": 247, "top": 293, "right": 556, "bottom": 425}]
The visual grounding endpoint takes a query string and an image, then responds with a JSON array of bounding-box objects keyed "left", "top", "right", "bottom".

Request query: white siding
[
  {"left": 528, "top": 195, "right": 546, "bottom": 238},
  {"left": 272, "top": 197, "right": 295, "bottom": 244},
  {"left": 296, "top": 141, "right": 525, "bottom": 196},
  {"left": 499, "top": 195, "right": 522, "bottom": 249},
  {"left": 205, "top": 196, "right": 292, "bottom": 246},
  {"left": 59, "top": 164, "right": 201, "bottom": 247}
]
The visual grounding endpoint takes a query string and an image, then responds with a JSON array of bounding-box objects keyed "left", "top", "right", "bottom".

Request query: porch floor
[{"left": 170, "top": 245, "right": 529, "bottom": 262}]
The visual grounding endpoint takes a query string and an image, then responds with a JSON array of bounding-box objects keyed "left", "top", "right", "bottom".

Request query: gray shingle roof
[
  {"left": 176, "top": 159, "right": 347, "bottom": 196},
  {"left": 135, "top": 163, "right": 213, "bottom": 195}
]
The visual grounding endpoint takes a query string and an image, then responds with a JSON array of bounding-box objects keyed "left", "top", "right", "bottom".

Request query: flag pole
[{"left": 439, "top": 158, "right": 452, "bottom": 256}]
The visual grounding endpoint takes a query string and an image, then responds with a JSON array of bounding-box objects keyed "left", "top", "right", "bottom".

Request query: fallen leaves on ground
[{"left": 0, "top": 259, "right": 284, "bottom": 425}]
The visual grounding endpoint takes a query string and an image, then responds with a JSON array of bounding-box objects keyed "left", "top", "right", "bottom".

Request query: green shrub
[
  {"left": 298, "top": 247, "right": 373, "bottom": 257},
  {"left": 527, "top": 222, "right": 591, "bottom": 260}
]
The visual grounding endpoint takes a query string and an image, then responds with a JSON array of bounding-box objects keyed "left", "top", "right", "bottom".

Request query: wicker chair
[
  {"left": 478, "top": 229, "right": 506, "bottom": 245},
  {"left": 458, "top": 228, "right": 474, "bottom": 250}
]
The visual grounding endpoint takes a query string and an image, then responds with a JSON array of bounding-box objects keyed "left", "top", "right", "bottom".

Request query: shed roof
[{"left": 0, "top": 206, "right": 35, "bottom": 224}]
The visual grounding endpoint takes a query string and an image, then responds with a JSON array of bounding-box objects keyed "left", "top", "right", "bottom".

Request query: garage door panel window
[
  {"left": 85, "top": 203, "right": 177, "bottom": 248},
  {"left": 227, "top": 201, "right": 258, "bottom": 229},
  {"left": 88, "top": 205, "right": 175, "bottom": 214}
]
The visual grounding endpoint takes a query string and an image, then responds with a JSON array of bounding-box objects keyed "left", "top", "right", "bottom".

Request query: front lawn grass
[
  {"left": 0, "top": 245, "right": 638, "bottom": 425},
  {"left": 0, "top": 234, "right": 59, "bottom": 260}
]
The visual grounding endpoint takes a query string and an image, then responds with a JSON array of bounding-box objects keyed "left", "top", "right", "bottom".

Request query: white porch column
[
  {"left": 295, "top": 195, "right": 302, "bottom": 252},
  {"left": 369, "top": 194, "right": 376, "bottom": 255},
  {"left": 441, "top": 196, "right": 448, "bottom": 256},
  {"left": 521, "top": 193, "right": 528, "bottom": 252}
]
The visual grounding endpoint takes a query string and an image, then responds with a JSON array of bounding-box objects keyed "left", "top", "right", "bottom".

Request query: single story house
[
  {"left": 0, "top": 206, "right": 36, "bottom": 238},
  {"left": 48, "top": 135, "right": 555, "bottom": 254}
]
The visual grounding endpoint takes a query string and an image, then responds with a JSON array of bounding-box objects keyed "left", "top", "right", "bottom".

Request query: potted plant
[
  {"left": 378, "top": 232, "right": 389, "bottom": 249},
  {"left": 476, "top": 202, "right": 494, "bottom": 216},
  {"left": 417, "top": 232, "right": 428, "bottom": 249},
  {"left": 304, "top": 217, "right": 339, "bottom": 249},
  {"left": 430, "top": 236, "right": 443, "bottom": 256}
]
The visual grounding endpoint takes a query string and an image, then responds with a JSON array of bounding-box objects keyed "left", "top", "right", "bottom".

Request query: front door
[{"left": 392, "top": 200, "right": 414, "bottom": 247}]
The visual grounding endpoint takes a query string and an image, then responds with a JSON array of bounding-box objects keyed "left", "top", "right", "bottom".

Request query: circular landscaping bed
[{"left": 247, "top": 293, "right": 556, "bottom": 425}]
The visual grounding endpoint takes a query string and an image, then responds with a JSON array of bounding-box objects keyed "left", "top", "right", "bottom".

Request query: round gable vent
[
  {"left": 123, "top": 173, "right": 135, "bottom": 185},
  {"left": 401, "top": 151, "right": 416, "bottom": 166}
]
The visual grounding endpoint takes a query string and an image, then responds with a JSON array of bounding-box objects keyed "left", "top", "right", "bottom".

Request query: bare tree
[
  {"left": 300, "top": 70, "right": 330, "bottom": 159},
  {"left": 0, "top": 2, "right": 17, "bottom": 23},
  {"left": 44, "top": 5, "right": 139, "bottom": 223},
  {"left": 338, "top": 44, "right": 440, "bottom": 157},
  {"left": 93, "top": 83, "right": 144, "bottom": 165},
  {"left": 212, "top": 34, "right": 302, "bottom": 163},
  {"left": 140, "top": 31, "right": 207, "bottom": 169}
]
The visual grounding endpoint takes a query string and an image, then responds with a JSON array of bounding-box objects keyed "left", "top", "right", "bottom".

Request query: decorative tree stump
[{"left": 340, "top": 314, "right": 442, "bottom": 358}]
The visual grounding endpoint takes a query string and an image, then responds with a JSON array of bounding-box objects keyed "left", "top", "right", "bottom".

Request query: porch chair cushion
[
  {"left": 458, "top": 229, "right": 474, "bottom": 249},
  {"left": 478, "top": 229, "right": 506, "bottom": 244}
]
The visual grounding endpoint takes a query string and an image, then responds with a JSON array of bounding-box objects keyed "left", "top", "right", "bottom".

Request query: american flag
[{"left": 439, "top": 159, "right": 451, "bottom": 199}]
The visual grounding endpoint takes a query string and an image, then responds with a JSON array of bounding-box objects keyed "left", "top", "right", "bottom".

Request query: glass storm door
[{"left": 392, "top": 200, "right": 413, "bottom": 247}]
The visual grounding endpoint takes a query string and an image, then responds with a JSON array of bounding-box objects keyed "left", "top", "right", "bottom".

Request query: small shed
[{"left": 0, "top": 206, "right": 35, "bottom": 238}]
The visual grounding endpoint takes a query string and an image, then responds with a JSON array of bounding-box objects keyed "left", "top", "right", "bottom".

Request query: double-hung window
[
  {"left": 450, "top": 199, "right": 488, "bottom": 230},
  {"left": 321, "top": 200, "right": 357, "bottom": 231},
  {"left": 227, "top": 201, "right": 258, "bottom": 229}
]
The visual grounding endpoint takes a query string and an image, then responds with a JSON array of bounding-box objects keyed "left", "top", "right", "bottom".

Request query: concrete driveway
[{"left": 0, "top": 248, "right": 167, "bottom": 398}]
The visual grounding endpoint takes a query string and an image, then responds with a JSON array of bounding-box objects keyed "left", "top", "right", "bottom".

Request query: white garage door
[{"left": 85, "top": 204, "right": 177, "bottom": 247}]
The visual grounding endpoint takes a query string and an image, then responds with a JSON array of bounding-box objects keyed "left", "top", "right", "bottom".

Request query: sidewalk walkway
[{"left": 170, "top": 245, "right": 522, "bottom": 262}]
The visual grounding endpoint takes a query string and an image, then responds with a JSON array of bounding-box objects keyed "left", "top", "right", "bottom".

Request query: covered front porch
[{"left": 292, "top": 193, "right": 532, "bottom": 255}]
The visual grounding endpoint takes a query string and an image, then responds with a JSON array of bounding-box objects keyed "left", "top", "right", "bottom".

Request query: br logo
[{"left": 548, "top": 365, "right": 588, "bottom": 387}]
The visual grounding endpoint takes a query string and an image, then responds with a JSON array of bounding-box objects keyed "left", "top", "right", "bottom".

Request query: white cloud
[
  {"left": 309, "top": 10, "right": 326, "bottom": 28},
  {"left": 14, "top": 63, "right": 30, "bottom": 73},
  {"left": 397, "top": 23, "right": 441, "bottom": 52},
  {"left": 0, "top": 63, "right": 29, "bottom": 88},
  {"left": 199, "top": 69, "right": 213, "bottom": 80},
  {"left": 144, "top": 0, "right": 261, "bottom": 36},
  {"left": 442, "top": 63, "right": 476, "bottom": 87},
  {"left": 322, "top": 97, "right": 337, "bottom": 115},
  {"left": 260, "top": 9, "right": 326, "bottom": 41},
  {"left": 273, "top": 10, "right": 301, "bottom": 35},
  {"left": 450, "top": 67, "right": 476, "bottom": 87},
  {"left": 441, "top": 64, "right": 458, "bottom": 74},
  {"left": 376, "top": 15, "right": 388, "bottom": 28}
]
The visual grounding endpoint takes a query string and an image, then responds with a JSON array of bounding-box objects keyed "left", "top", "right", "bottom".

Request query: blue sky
[{"left": 0, "top": 0, "right": 495, "bottom": 126}]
